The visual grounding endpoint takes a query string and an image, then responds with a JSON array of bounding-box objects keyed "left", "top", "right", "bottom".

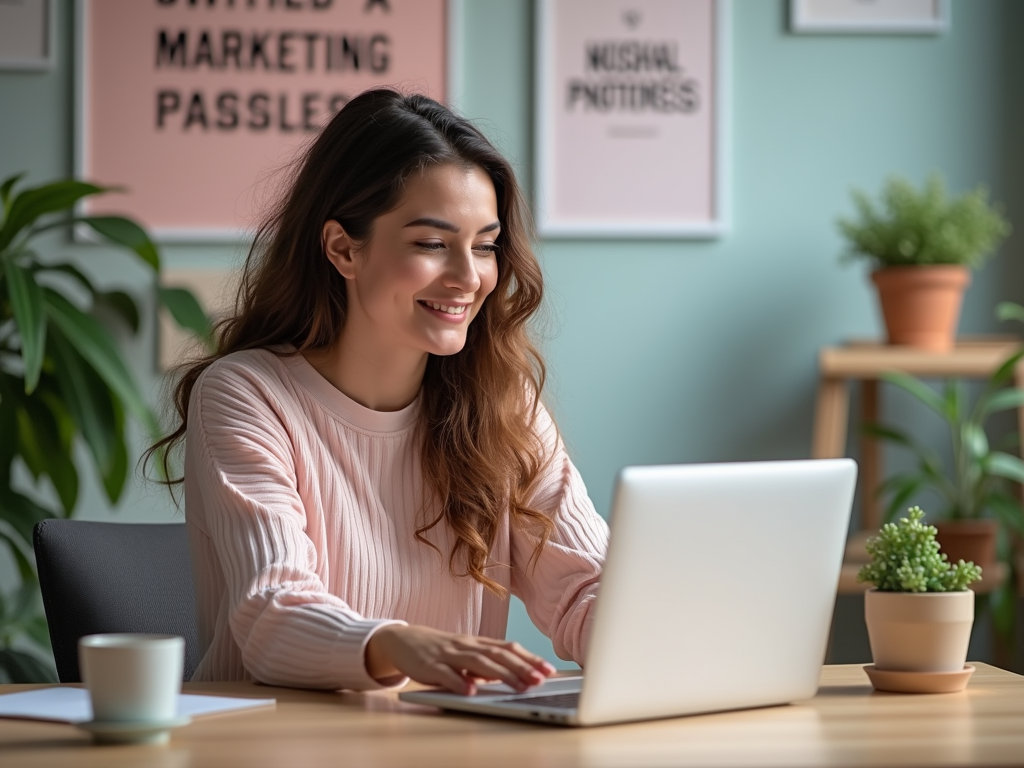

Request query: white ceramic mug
[{"left": 78, "top": 634, "right": 184, "bottom": 723}]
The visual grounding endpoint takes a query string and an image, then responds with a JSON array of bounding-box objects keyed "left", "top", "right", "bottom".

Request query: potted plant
[
  {"left": 0, "top": 173, "right": 210, "bottom": 682},
  {"left": 864, "top": 352, "right": 1024, "bottom": 577},
  {"left": 858, "top": 506, "right": 982, "bottom": 693},
  {"left": 837, "top": 173, "right": 1010, "bottom": 352}
]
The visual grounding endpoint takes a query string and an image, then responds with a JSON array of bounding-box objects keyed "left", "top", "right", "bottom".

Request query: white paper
[{"left": 0, "top": 687, "right": 275, "bottom": 723}]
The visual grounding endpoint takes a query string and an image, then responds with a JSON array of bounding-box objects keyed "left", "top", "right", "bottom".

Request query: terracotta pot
[
  {"left": 864, "top": 589, "right": 974, "bottom": 673},
  {"left": 871, "top": 266, "right": 970, "bottom": 352},
  {"left": 934, "top": 519, "right": 998, "bottom": 574}
]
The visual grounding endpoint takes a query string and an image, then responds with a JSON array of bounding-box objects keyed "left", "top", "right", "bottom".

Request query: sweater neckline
[{"left": 277, "top": 349, "right": 420, "bottom": 434}]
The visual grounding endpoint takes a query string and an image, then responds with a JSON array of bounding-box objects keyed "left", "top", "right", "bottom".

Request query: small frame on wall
[
  {"left": 0, "top": 0, "right": 52, "bottom": 70},
  {"left": 790, "top": 0, "right": 949, "bottom": 35},
  {"left": 534, "top": 0, "right": 729, "bottom": 239}
]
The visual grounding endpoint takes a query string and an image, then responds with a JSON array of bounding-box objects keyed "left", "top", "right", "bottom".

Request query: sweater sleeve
[
  {"left": 186, "top": 362, "right": 406, "bottom": 691},
  {"left": 509, "top": 404, "right": 609, "bottom": 665}
]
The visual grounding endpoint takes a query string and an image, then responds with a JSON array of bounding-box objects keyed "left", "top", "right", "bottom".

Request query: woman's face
[{"left": 324, "top": 163, "right": 500, "bottom": 360}]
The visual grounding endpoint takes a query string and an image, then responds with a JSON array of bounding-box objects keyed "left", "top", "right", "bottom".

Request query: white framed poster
[
  {"left": 535, "top": 0, "right": 729, "bottom": 239},
  {"left": 790, "top": 0, "right": 948, "bottom": 34},
  {"left": 76, "top": 0, "right": 462, "bottom": 242},
  {"left": 0, "top": 0, "right": 52, "bottom": 70}
]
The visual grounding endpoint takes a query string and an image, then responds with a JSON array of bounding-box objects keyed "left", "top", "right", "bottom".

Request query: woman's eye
[
  {"left": 474, "top": 243, "right": 499, "bottom": 254},
  {"left": 416, "top": 241, "right": 446, "bottom": 251}
]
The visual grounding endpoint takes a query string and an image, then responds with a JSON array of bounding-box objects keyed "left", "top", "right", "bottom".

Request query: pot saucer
[
  {"left": 75, "top": 715, "right": 191, "bottom": 745},
  {"left": 864, "top": 664, "right": 974, "bottom": 694}
]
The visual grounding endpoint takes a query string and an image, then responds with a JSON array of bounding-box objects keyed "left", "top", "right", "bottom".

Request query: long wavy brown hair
[{"left": 149, "top": 88, "right": 556, "bottom": 594}]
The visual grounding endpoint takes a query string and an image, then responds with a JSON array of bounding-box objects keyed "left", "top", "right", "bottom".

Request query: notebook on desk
[{"left": 400, "top": 459, "right": 857, "bottom": 726}]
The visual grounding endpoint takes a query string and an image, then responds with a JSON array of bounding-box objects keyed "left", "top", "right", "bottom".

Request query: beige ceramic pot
[
  {"left": 871, "top": 265, "right": 970, "bottom": 352},
  {"left": 864, "top": 589, "right": 974, "bottom": 673}
]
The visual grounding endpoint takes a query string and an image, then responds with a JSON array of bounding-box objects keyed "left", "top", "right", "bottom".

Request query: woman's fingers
[
  {"left": 368, "top": 625, "right": 558, "bottom": 695},
  {"left": 459, "top": 643, "right": 547, "bottom": 687},
  {"left": 446, "top": 648, "right": 537, "bottom": 691},
  {"left": 427, "top": 662, "right": 478, "bottom": 695},
  {"left": 482, "top": 639, "right": 557, "bottom": 675}
]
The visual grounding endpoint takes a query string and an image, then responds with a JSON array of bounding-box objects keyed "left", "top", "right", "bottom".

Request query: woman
[{"left": 153, "top": 88, "right": 608, "bottom": 694}]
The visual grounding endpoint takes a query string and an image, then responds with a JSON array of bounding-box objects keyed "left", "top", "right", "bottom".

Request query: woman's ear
[{"left": 322, "top": 220, "right": 358, "bottom": 279}]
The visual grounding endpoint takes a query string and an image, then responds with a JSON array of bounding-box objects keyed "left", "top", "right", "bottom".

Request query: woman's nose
[{"left": 443, "top": 247, "right": 482, "bottom": 292}]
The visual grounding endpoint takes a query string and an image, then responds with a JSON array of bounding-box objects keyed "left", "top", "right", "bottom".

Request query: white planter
[{"left": 864, "top": 589, "right": 974, "bottom": 673}]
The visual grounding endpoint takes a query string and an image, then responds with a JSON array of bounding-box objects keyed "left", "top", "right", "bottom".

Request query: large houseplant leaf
[
  {"left": 0, "top": 173, "right": 26, "bottom": 212},
  {"left": 41, "top": 288, "right": 159, "bottom": 437},
  {"left": 3, "top": 259, "right": 46, "bottom": 394},
  {"left": 988, "top": 492, "right": 1024, "bottom": 538},
  {"left": 159, "top": 286, "right": 215, "bottom": 347},
  {"left": 48, "top": 328, "right": 119, "bottom": 481},
  {"left": 0, "top": 180, "right": 105, "bottom": 251},
  {"left": 79, "top": 216, "right": 160, "bottom": 271},
  {"left": 976, "top": 387, "right": 1024, "bottom": 420},
  {"left": 35, "top": 262, "right": 140, "bottom": 334},
  {"left": 14, "top": 392, "right": 79, "bottom": 516},
  {"left": 96, "top": 290, "right": 141, "bottom": 334},
  {"left": 985, "top": 452, "right": 1024, "bottom": 484},
  {"left": 878, "top": 473, "right": 925, "bottom": 524},
  {"left": 0, "top": 489, "right": 52, "bottom": 564},
  {"left": 985, "top": 347, "right": 1024, "bottom": 390},
  {"left": 880, "top": 371, "right": 947, "bottom": 417}
]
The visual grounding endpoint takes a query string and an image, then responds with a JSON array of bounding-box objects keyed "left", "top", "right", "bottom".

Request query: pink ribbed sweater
[{"left": 184, "top": 348, "right": 609, "bottom": 690}]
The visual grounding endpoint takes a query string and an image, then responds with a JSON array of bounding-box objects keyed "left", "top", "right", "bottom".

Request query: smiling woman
[
  {"left": 308, "top": 164, "right": 502, "bottom": 410},
  {"left": 146, "top": 88, "right": 609, "bottom": 695}
]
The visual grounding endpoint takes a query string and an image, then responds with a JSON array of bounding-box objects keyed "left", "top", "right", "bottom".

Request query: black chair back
[{"left": 33, "top": 519, "right": 199, "bottom": 683}]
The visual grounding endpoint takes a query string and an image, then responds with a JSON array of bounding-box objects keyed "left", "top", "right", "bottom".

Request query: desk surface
[{"left": 2, "top": 664, "right": 1024, "bottom": 767}]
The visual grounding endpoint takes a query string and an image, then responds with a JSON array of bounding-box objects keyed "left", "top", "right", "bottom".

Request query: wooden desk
[{"left": 3, "top": 664, "right": 1024, "bottom": 767}]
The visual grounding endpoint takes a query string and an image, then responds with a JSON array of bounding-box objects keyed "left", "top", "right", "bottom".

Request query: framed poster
[
  {"left": 790, "top": 0, "right": 948, "bottom": 34},
  {"left": 77, "top": 0, "right": 461, "bottom": 242},
  {"left": 0, "top": 0, "right": 52, "bottom": 70},
  {"left": 535, "top": 0, "right": 729, "bottom": 239}
]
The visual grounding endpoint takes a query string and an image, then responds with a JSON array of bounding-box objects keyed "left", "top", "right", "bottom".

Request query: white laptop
[{"left": 399, "top": 459, "right": 857, "bottom": 727}]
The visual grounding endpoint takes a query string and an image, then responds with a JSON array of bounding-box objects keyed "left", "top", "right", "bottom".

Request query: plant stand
[{"left": 811, "top": 337, "right": 1024, "bottom": 595}]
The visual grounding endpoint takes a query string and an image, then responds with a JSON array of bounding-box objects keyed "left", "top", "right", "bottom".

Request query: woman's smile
[{"left": 417, "top": 300, "right": 470, "bottom": 322}]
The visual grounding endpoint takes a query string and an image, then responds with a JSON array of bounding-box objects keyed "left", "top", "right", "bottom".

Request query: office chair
[{"left": 33, "top": 519, "right": 200, "bottom": 683}]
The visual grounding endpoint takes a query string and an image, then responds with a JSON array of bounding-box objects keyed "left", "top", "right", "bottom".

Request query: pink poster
[
  {"left": 535, "top": 0, "right": 727, "bottom": 238},
  {"left": 78, "top": 0, "right": 452, "bottom": 240}
]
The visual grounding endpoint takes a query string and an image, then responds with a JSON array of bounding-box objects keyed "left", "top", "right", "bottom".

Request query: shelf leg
[
  {"left": 812, "top": 377, "right": 849, "bottom": 459},
  {"left": 861, "top": 379, "right": 880, "bottom": 532}
]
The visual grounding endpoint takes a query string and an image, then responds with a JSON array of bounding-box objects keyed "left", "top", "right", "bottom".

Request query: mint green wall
[{"left": 2, "top": 1, "right": 1022, "bottom": 667}]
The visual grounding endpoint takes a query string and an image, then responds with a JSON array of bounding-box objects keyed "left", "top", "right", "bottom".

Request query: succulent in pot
[
  {"left": 857, "top": 507, "right": 982, "bottom": 692},
  {"left": 837, "top": 173, "right": 1010, "bottom": 352}
]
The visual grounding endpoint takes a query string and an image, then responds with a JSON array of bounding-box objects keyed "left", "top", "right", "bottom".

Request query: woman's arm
[
  {"left": 189, "top": 364, "right": 406, "bottom": 691},
  {"left": 510, "top": 405, "right": 610, "bottom": 665}
]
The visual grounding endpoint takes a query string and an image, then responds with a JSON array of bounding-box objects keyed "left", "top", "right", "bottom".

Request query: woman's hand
[{"left": 365, "top": 624, "right": 556, "bottom": 695}]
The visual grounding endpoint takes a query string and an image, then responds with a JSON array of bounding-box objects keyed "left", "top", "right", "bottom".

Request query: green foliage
[
  {"left": 837, "top": 173, "right": 1010, "bottom": 269},
  {"left": 864, "top": 353, "right": 1024, "bottom": 533},
  {"left": 0, "top": 173, "right": 213, "bottom": 682},
  {"left": 858, "top": 507, "right": 982, "bottom": 592}
]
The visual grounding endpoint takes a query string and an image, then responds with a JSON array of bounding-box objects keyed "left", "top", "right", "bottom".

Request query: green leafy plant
[
  {"left": 0, "top": 173, "right": 211, "bottom": 682},
  {"left": 837, "top": 173, "right": 1010, "bottom": 269},
  {"left": 858, "top": 506, "right": 982, "bottom": 592},
  {"left": 865, "top": 356, "right": 1024, "bottom": 534}
]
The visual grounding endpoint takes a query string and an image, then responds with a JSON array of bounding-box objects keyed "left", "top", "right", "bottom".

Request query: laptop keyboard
[{"left": 500, "top": 692, "right": 580, "bottom": 710}]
